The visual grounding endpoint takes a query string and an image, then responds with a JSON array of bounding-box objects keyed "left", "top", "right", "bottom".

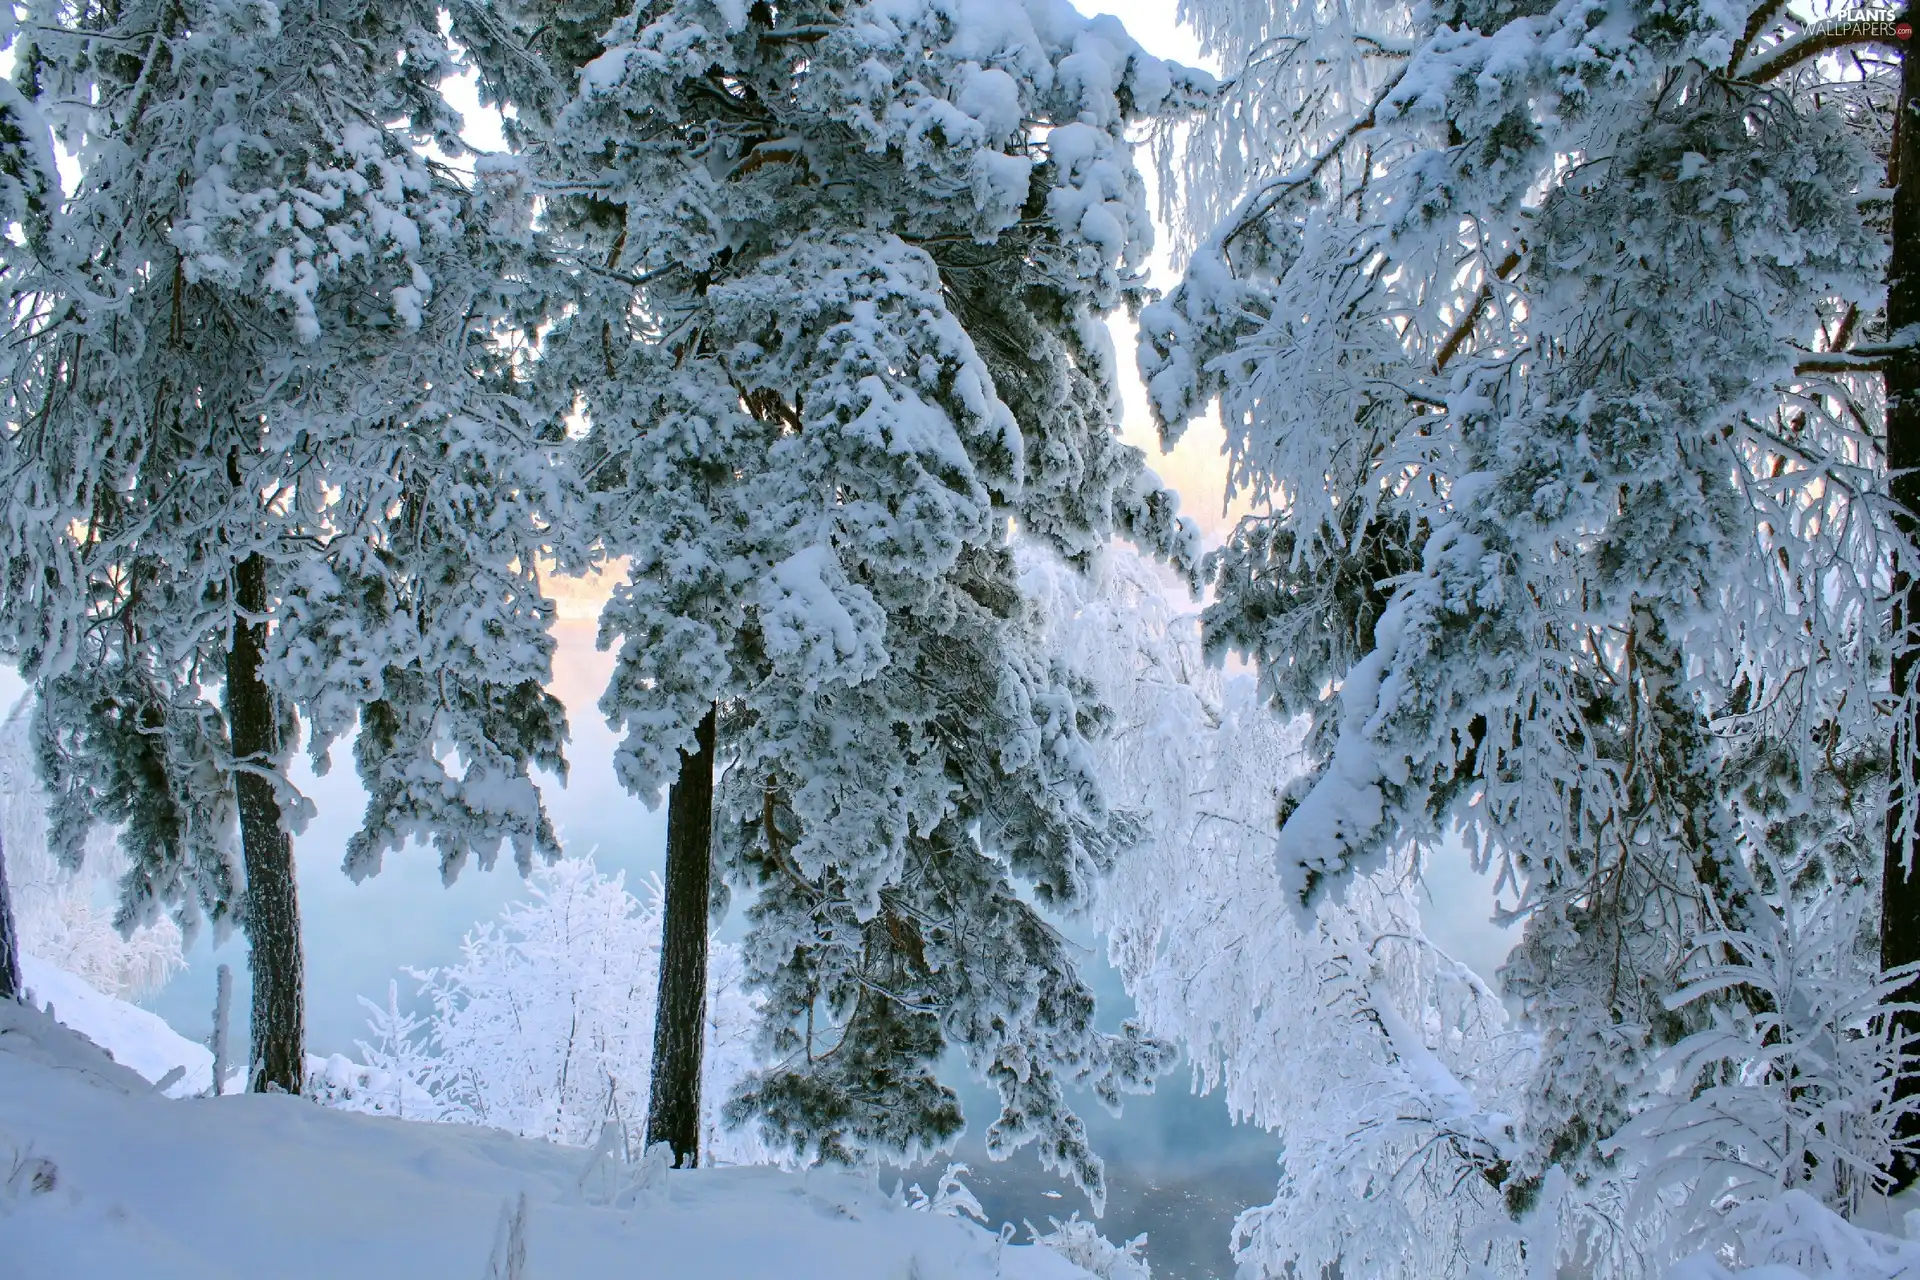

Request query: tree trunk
[
  {"left": 0, "top": 828, "right": 21, "bottom": 1003},
  {"left": 646, "top": 704, "right": 716, "bottom": 1167},
  {"left": 228, "top": 550, "right": 304, "bottom": 1094},
  {"left": 1883, "top": 14, "right": 1920, "bottom": 1186}
]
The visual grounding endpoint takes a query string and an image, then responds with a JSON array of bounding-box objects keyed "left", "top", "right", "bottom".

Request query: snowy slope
[
  {"left": 0, "top": 998, "right": 1102, "bottom": 1279},
  {"left": 17, "top": 953, "right": 217, "bottom": 1097}
]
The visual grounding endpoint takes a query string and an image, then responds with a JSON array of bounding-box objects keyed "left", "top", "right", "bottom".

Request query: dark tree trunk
[
  {"left": 1884, "top": 15, "right": 1920, "bottom": 1186},
  {"left": 227, "top": 550, "right": 304, "bottom": 1094},
  {"left": 646, "top": 704, "right": 716, "bottom": 1167},
  {"left": 0, "top": 829, "right": 21, "bottom": 1003}
]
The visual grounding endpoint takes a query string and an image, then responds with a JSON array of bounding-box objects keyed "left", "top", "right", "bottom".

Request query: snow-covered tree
[
  {"left": 1025, "top": 542, "right": 1537, "bottom": 1275},
  {"left": 1138, "top": 0, "right": 1904, "bottom": 1269},
  {"left": 1844, "top": 9, "right": 1920, "bottom": 1184},
  {"left": 0, "top": 1, "right": 574, "bottom": 1092},
  {"left": 327, "top": 856, "right": 768, "bottom": 1165},
  {"left": 463, "top": 0, "right": 1213, "bottom": 1203},
  {"left": 0, "top": 701, "right": 185, "bottom": 1001},
  {"left": 0, "top": 3, "right": 82, "bottom": 1012}
]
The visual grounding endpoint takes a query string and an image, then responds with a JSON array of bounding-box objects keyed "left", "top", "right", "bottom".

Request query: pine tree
[
  {"left": 645, "top": 702, "right": 715, "bottom": 1166},
  {"left": 0, "top": 0, "right": 571, "bottom": 1091},
  {"left": 0, "top": 0, "right": 65, "bottom": 1015},
  {"left": 476, "top": 0, "right": 1210, "bottom": 1202},
  {"left": 1876, "top": 9, "right": 1920, "bottom": 1181},
  {"left": 1147, "top": 0, "right": 1897, "bottom": 1266},
  {"left": 0, "top": 830, "right": 19, "bottom": 1004}
]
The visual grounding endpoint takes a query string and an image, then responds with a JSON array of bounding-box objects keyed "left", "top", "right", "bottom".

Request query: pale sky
[{"left": 1088, "top": 3, "right": 1247, "bottom": 548}]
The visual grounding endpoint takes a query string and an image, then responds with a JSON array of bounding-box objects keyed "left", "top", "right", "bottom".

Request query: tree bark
[
  {"left": 0, "top": 828, "right": 21, "bottom": 1003},
  {"left": 228, "top": 550, "right": 304, "bottom": 1094},
  {"left": 646, "top": 704, "right": 716, "bottom": 1167},
  {"left": 1883, "top": 11, "right": 1920, "bottom": 1187}
]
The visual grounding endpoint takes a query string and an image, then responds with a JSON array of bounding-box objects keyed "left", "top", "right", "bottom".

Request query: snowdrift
[
  {"left": 0, "top": 996, "right": 1100, "bottom": 1278},
  {"left": 16, "top": 953, "right": 216, "bottom": 1097}
]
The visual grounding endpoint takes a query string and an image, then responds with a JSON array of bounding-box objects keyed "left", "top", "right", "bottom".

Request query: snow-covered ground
[
  {"left": 16, "top": 953, "right": 217, "bottom": 1098},
  {"left": 0, "top": 971, "right": 1123, "bottom": 1279}
]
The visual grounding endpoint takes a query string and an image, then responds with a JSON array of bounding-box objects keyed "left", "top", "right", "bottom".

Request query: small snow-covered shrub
[
  {"left": 901, "top": 1163, "right": 986, "bottom": 1223},
  {"left": 2, "top": 1142, "right": 58, "bottom": 1203},
  {"left": 1027, "top": 1213, "right": 1152, "bottom": 1280},
  {"left": 306, "top": 1051, "right": 443, "bottom": 1121}
]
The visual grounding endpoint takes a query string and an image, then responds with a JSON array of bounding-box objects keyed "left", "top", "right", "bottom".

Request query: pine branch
[
  {"left": 1222, "top": 65, "right": 1412, "bottom": 251},
  {"left": 1795, "top": 345, "right": 1909, "bottom": 373},
  {"left": 1793, "top": 321, "right": 1919, "bottom": 373},
  {"left": 757, "top": 26, "right": 832, "bottom": 43},
  {"left": 1432, "top": 250, "right": 1523, "bottom": 374},
  {"left": 1737, "top": 26, "right": 1909, "bottom": 84},
  {"left": 1727, "top": 0, "right": 1790, "bottom": 75}
]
